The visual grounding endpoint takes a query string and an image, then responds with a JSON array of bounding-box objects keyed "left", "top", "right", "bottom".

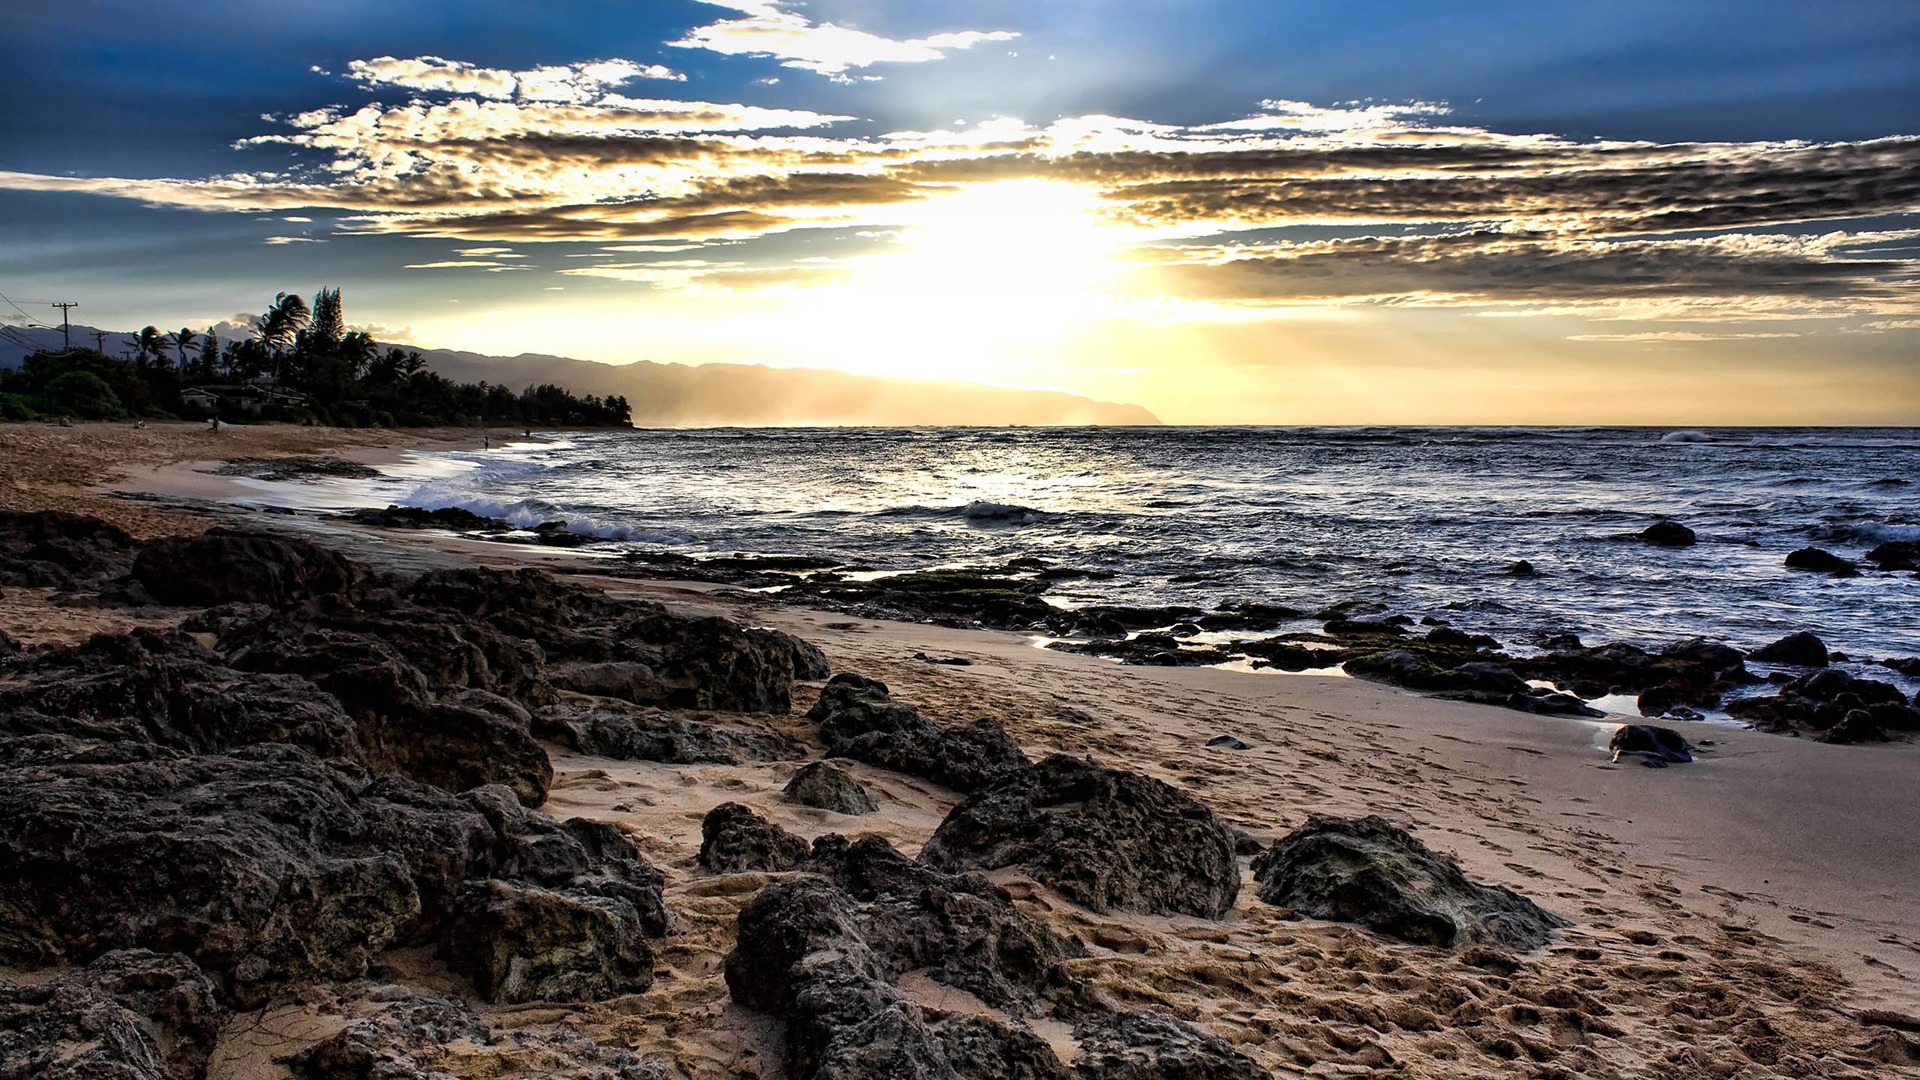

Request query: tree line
[{"left": 0, "top": 287, "right": 631, "bottom": 428}]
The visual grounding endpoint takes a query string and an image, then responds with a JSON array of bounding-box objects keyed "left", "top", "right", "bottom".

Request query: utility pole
[
  {"left": 91, "top": 330, "right": 108, "bottom": 351},
  {"left": 50, "top": 302, "right": 77, "bottom": 350}
]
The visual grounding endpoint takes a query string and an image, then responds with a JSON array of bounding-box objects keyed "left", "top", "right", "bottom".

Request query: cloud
[
  {"left": 403, "top": 259, "right": 529, "bottom": 271},
  {"left": 1567, "top": 331, "right": 1804, "bottom": 342},
  {"left": 0, "top": 79, "right": 1914, "bottom": 323},
  {"left": 262, "top": 235, "right": 324, "bottom": 244},
  {"left": 1134, "top": 229, "right": 1920, "bottom": 319},
  {"left": 670, "top": 1, "right": 1016, "bottom": 78},
  {"left": 344, "top": 55, "right": 684, "bottom": 102}
]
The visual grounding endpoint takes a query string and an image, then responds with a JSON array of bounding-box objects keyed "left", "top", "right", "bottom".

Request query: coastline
[{"left": 5, "top": 421, "right": 1919, "bottom": 1076}]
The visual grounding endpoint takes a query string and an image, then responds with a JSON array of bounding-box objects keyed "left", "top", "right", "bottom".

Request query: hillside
[{"left": 0, "top": 326, "right": 1159, "bottom": 426}]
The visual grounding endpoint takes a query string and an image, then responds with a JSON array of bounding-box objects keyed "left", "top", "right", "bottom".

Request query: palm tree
[
  {"left": 168, "top": 327, "right": 198, "bottom": 370},
  {"left": 257, "top": 292, "right": 309, "bottom": 354},
  {"left": 132, "top": 326, "right": 166, "bottom": 368},
  {"left": 400, "top": 350, "right": 427, "bottom": 380}
]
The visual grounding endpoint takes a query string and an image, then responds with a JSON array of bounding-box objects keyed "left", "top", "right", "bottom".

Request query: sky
[{"left": 1, "top": 0, "right": 1917, "bottom": 424}]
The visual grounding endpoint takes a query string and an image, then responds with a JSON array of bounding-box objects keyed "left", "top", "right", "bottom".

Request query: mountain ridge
[{"left": 0, "top": 325, "right": 1159, "bottom": 426}]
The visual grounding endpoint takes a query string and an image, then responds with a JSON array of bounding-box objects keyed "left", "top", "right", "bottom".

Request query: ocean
[{"left": 260, "top": 425, "right": 1920, "bottom": 669}]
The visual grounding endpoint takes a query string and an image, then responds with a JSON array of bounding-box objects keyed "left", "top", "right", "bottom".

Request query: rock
[
  {"left": 175, "top": 601, "right": 272, "bottom": 636},
  {"left": 132, "top": 529, "right": 364, "bottom": 607},
  {"left": 286, "top": 987, "right": 670, "bottom": 1079},
  {"left": 1425, "top": 626, "right": 1499, "bottom": 650},
  {"left": 1865, "top": 540, "right": 1920, "bottom": 571},
  {"left": 537, "top": 702, "right": 808, "bottom": 765},
  {"left": 1883, "top": 657, "right": 1920, "bottom": 677},
  {"left": 0, "top": 742, "right": 426, "bottom": 1004},
  {"left": 1205, "top": 735, "right": 1251, "bottom": 751},
  {"left": 1072, "top": 1011, "right": 1273, "bottom": 1080},
  {"left": 1728, "top": 668, "right": 1919, "bottom": 736},
  {"left": 1323, "top": 618, "right": 1405, "bottom": 637},
  {"left": 1785, "top": 547, "right": 1857, "bottom": 574},
  {"left": 0, "top": 510, "right": 141, "bottom": 591},
  {"left": 805, "top": 674, "right": 1029, "bottom": 793},
  {"left": 1195, "top": 603, "right": 1303, "bottom": 632},
  {"left": 1752, "top": 631, "right": 1830, "bottom": 667},
  {"left": 550, "top": 660, "right": 671, "bottom": 705},
  {"left": 1251, "top": 815, "right": 1569, "bottom": 951},
  {"left": 1608, "top": 725, "right": 1695, "bottom": 765},
  {"left": 700, "top": 803, "right": 812, "bottom": 873},
  {"left": 784, "top": 761, "right": 878, "bottom": 815},
  {"left": 0, "top": 631, "right": 17, "bottom": 660},
  {"left": 1502, "top": 559, "right": 1538, "bottom": 577},
  {"left": 1636, "top": 521, "right": 1696, "bottom": 547},
  {"left": 342, "top": 503, "right": 510, "bottom": 531},
  {"left": 0, "top": 629, "right": 362, "bottom": 761},
  {"left": 0, "top": 950, "right": 223, "bottom": 1080},
  {"left": 725, "top": 836, "right": 1086, "bottom": 1079},
  {"left": 920, "top": 755, "right": 1240, "bottom": 918},
  {"left": 440, "top": 879, "right": 657, "bottom": 1003},
  {"left": 1820, "top": 710, "right": 1888, "bottom": 745},
  {"left": 913, "top": 652, "right": 974, "bottom": 666}
]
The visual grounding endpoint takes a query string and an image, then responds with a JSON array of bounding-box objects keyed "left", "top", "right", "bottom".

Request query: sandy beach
[{"left": 3, "top": 420, "right": 1918, "bottom": 1078}]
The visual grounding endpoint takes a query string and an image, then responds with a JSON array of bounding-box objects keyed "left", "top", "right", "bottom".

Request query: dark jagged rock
[
  {"left": 0, "top": 741, "right": 425, "bottom": 1004},
  {"left": 1425, "top": 625, "right": 1500, "bottom": 650},
  {"left": 782, "top": 567, "right": 1059, "bottom": 631},
  {"left": 209, "top": 456, "right": 380, "bottom": 482},
  {"left": 1502, "top": 559, "right": 1539, "bottom": 577},
  {"left": 1341, "top": 649, "right": 1602, "bottom": 715},
  {"left": 0, "top": 510, "right": 141, "bottom": 591},
  {"left": 805, "top": 674, "right": 1029, "bottom": 793},
  {"left": 341, "top": 502, "right": 510, "bottom": 531},
  {"left": 1315, "top": 599, "right": 1387, "bottom": 621},
  {"left": 0, "top": 950, "right": 223, "bottom": 1080},
  {"left": 1050, "top": 605, "right": 1206, "bottom": 633},
  {"left": 1786, "top": 547, "right": 1857, "bottom": 574},
  {"left": 440, "top": 786, "right": 667, "bottom": 1003},
  {"left": 727, "top": 836, "right": 1088, "bottom": 1079},
  {"left": 1514, "top": 637, "right": 1752, "bottom": 715},
  {"left": 700, "top": 802, "right": 812, "bottom": 873},
  {"left": 1205, "top": 735, "right": 1251, "bottom": 751},
  {"left": 1234, "top": 639, "right": 1338, "bottom": 671},
  {"left": 175, "top": 601, "right": 272, "bottom": 636},
  {"left": 1820, "top": 710, "right": 1888, "bottom": 745},
  {"left": 1195, "top": 603, "right": 1304, "bottom": 632},
  {"left": 440, "top": 880, "right": 657, "bottom": 1003},
  {"left": 919, "top": 755, "right": 1240, "bottom": 918},
  {"left": 1251, "top": 815, "right": 1569, "bottom": 951},
  {"left": 0, "top": 631, "right": 17, "bottom": 660},
  {"left": 286, "top": 988, "right": 671, "bottom": 1080},
  {"left": 1048, "top": 636, "right": 1233, "bottom": 667},
  {"left": 550, "top": 660, "right": 670, "bottom": 704},
  {"left": 1323, "top": 618, "right": 1405, "bottom": 638},
  {"left": 1071, "top": 1011, "right": 1273, "bottom": 1080},
  {"left": 0, "top": 736, "right": 662, "bottom": 1007},
  {"left": 1752, "top": 631, "right": 1830, "bottom": 667},
  {"left": 1608, "top": 724, "right": 1695, "bottom": 766},
  {"left": 537, "top": 702, "right": 807, "bottom": 765},
  {"left": 0, "top": 628, "right": 362, "bottom": 760},
  {"left": 1727, "top": 668, "right": 1920, "bottom": 736},
  {"left": 1636, "top": 521, "right": 1696, "bottom": 547},
  {"left": 1883, "top": 657, "right": 1920, "bottom": 678},
  {"left": 785, "top": 761, "right": 878, "bottom": 815},
  {"left": 1866, "top": 540, "right": 1920, "bottom": 571},
  {"left": 132, "top": 529, "right": 364, "bottom": 607}
]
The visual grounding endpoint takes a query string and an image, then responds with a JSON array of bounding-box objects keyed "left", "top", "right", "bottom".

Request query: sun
[{"left": 780, "top": 179, "right": 1129, "bottom": 383}]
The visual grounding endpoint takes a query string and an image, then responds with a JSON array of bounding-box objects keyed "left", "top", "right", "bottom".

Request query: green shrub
[{"left": 42, "top": 371, "right": 126, "bottom": 420}]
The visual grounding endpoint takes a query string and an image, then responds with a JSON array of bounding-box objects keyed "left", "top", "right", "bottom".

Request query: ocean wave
[
  {"left": 1808, "top": 519, "right": 1920, "bottom": 544},
  {"left": 394, "top": 488, "right": 681, "bottom": 543},
  {"left": 1660, "top": 430, "right": 1716, "bottom": 443}
]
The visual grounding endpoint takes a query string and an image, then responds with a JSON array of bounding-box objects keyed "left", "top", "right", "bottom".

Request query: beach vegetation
[{"left": 0, "top": 286, "right": 631, "bottom": 429}]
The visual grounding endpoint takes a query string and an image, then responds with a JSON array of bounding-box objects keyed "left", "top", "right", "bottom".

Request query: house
[{"left": 180, "top": 382, "right": 310, "bottom": 415}]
